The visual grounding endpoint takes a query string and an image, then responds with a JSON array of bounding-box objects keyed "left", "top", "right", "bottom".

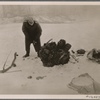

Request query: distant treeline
[{"left": 0, "top": 5, "right": 100, "bottom": 18}]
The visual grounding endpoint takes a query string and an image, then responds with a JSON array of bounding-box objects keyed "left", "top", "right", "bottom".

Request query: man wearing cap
[{"left": 22, "top": 17, "right": 42, "bottom": 57}]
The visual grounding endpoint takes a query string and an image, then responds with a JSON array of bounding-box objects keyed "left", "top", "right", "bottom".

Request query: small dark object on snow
[
  {"left": 36, "top": 76, "right": 46, "bottom": 80},
  {"left": 13, "top": 63, "right": 16, "bottom": 67},
  {"left": 39, "top": 39, "right": 71, "bottom": 67},
  {"left": 77, "top": 49, "right": 86, "bottom": 54},
  {"left": 71, "top": 50, "right": 75, "bottom": 54},
  {"left": 28, "top": 76, "right": 32, "bottom": 79}
]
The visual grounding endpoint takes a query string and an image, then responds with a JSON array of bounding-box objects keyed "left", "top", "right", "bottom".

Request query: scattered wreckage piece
[
  {"left": 70, "top": 54, "right": 79, "bottom": 63},
  {"left": 87, "top": 48, "right": 100, "bottom": 63},
  {"left": 70, "top": 49, "right": 86, "bottom": 63},
  {"left": 39, "top": 39, "right": 71, "bottom": 67},
  {"left": 77, "top": 49, "right": 86, "bottom": 55},
  {"left": 71, "top": 49, "right": 86, "bottom": 57},
  {"left": 70, "top": 50, "right": 79, "bottom": 63},
  {"left": 76, "top": 49, "right": 86, "bottom": 56},
  {"left": 68, "top": 73, "right": 100, "bottom": 94},
  {"left": 0, "top": 52, "right": 18, "bottom": 73}
]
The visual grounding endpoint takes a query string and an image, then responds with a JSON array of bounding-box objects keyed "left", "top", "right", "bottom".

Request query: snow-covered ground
[{"left": 0, "top": 18, "right": 100, "bottom": 94}]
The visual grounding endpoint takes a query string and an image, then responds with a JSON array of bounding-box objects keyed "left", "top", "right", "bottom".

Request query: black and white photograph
[{"left": 0, "top": 1, "right": 100, "bottom": 99}]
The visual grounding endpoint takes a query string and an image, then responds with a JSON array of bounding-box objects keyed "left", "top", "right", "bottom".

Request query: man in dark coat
[{"left": 22, "top": 17, "right": 42, "bottom": 57}]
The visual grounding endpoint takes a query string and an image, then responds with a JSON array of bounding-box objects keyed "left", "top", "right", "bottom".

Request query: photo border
[{"left": 0, "top": 1, "right": 100, "bottom": 100}]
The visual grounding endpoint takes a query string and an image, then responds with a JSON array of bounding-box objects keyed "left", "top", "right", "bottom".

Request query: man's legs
[
  {"left": 23, "top": 38, "right": 31, "bottom": 57},
  {"left": 33, "top": 38, "right": 41, "bottom": 57}
]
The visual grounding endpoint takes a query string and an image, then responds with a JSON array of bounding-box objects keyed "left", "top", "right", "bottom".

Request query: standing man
[{"left": 22, "top": 17, "right": 42, "bottom": 57}]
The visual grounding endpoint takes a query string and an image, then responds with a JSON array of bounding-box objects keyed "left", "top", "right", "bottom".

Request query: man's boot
[{"left": 23, "top": 52, "right": 29, "bottom": 58}]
